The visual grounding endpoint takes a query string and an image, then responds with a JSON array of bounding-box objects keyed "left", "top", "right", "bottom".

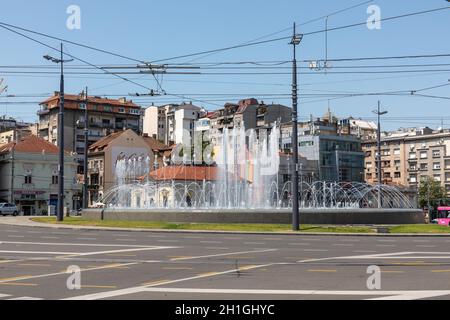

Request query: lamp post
[
  {"left": 290, "top": 23, "right": 303, "bottom": 231},
  {"left": 82, "top": 87, "right": 89, "bottom": 210},
  {"left": 372, "top": 101, "right": 388, "bottom": 208},
  {"left": 43, "top": 43, "right": 73, "bottom": 222}
]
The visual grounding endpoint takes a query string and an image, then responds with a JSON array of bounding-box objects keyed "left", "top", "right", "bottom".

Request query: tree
[{"left": 418, "top": 176, "right": 447, "bottom": 209}]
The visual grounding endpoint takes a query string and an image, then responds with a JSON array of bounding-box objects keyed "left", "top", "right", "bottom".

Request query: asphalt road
[{"left": 1, "top": 221, "right": 450, "bottom": 300}]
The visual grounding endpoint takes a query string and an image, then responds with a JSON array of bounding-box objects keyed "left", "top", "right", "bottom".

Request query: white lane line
[
  {"left": 142, "top": 288, "right": 450, "bottom": 300},
  {"left": 41, "top": 237, "right": 60, "bottom": 239},
  {"left": 377, "top": 240, "right": 397, "bottom": 243},
  {"left": 413, "top": 240, "right": 431, "bottom": 243},
  {"left": 288, "top": 243, "right": 310, "bottom": 246},
  {"left": 7, "top": 235, "right": 25, "bottom": 238},
  {"left": 117, "top": 239, "right": 137, "bottom": 242},
  {"left": 301, "top": 249, "right": 329, "bottom": 252},
  {"left": 332, "top": 244, "right": 354, "bottom": 247},
  {"left": 184, "top": 236, "right": 205, "bottom": 239},
  {"left": 205, "top": 247, "right": 230, "bottom": 250},
  {"left": 0, "top": 262, "right": 139, "bottom": 285},
  {"left": 0, "top": 250, "right": 80, "bottom": 255},
  {"left": 0, "top": 293, "right": 11, "bottom": 299},
  {"left": 76, "top": 238, "right": 97, "bottom": 241},
  {"left": 171, "top": 249, "right": 277, "bottom": 261},
  {"left": 244, "top": 242, "right": 266, "bottom": 245},
  {"left": 353, "top": 250, "right": 377, "bottom": 253},
  {"left": 0, "top": 241, "right": 153, "bottom": 248},
  {"left": 58, "top": 246, "right": 178, "bottom": 259},
  {"left": 64, "top": 264, "right": 275, "bottom": 300},
  {"left": 416, "top": 245, "right": 436, "bottom": 248},
  {"left": 157, "top": 240, "right": 179, "bottom": 243},
  {"left": 376, "top": 245, "right": 396, "bottom": 247},
  {"left": 200, "top": 241, "right": 223, "bottom": 244},
  {"left": 8, "top": 297, "right": 43, "bottom": 300}
]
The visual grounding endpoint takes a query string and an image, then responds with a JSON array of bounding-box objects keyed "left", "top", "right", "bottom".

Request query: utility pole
[
  {"left": 9, "top": 142, "right": 15, "bottom": 204},
  {"left": 83, "top": 87, "right": 89, "bottom": 209},
  {"left": 43, "top": 43, "right": 73, "bottom": 222},
  {"left": 373, "top": 101, "right": 388, "bottom": 208},
  {"left": 290, "top": 23, "right": 303, "bottom": 231}
]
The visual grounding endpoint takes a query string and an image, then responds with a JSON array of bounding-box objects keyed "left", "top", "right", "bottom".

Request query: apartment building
[
  {"left": 37, "top": 92, "right": 142, "bottom": 174},
  {"left": 0, "top": 135, "right": 81, "bottom": 215},
  {"left": 143, "top": 103, "right": 204, "bottom": 146},
  {"left": 281, "top": 111, "right": 365, "bottom": 182},
  {"left": 363, "top": 127, "right": 450, "bottom": 195},
  {"left": 209, "top": 98, "right": 292, "bottom": 146}
]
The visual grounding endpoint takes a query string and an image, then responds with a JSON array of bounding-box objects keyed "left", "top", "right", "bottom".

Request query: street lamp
[
  {"left": 290, "top": 23, "right": 303, "bottom": 231},
  {"left": 43, "top": 43, "right": 73, "bottom": 222},
  {"left": 372, "top": 101, "right": 388, "bottom": 209}
]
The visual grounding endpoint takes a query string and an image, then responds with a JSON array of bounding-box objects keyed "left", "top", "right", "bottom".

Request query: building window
[
  {"left": 433, "top": 150, "right": 441, "bottom": 158},
  {"left": 366, "top": 162, "right": 373, "bottom": 169},
  {"left": 410, "top": 175, "right": 417, "bottom": 183},
  {"left": 394, "top": 148, "right": 400, "bottom": 156},
  {"left": 52, "top": 175, "right": 58, "bottom": 184},
  {"left": 394, "top": 172, "right": 401, "bottom": 179},
  {"left": 433, "top": 163, "right": 441, "bottom": 170},
  {"left": 420, "top": 163, "right": 428, "bottom": 171},
  {"left": 24, "top": 175, "right": 32, "bottom": 184},
  {"left": 118, "top": 108, "right": 125, "bottom": 113},
  {"left": 434, "top": 174, "right": 442, "bottom": 182},
  {"left": 409, "top": 153, "right": 416, "bottom": 159},
  {"left": 420, "top": 151, "right": 428, "bottom": 159}
]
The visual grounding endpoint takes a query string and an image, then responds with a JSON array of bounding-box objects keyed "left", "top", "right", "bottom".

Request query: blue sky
[{"left": 0, "top": 0, "right": 449, "bottom": 130}]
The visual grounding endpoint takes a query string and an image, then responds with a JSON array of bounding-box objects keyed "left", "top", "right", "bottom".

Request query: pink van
[{"left": 433, "top": 207, "right": 450, "bottom": 226}]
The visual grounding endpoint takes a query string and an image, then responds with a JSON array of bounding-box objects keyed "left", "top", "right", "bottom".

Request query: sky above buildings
[{"left": 0, "top": 0, "right": 449, "bottom": 130}]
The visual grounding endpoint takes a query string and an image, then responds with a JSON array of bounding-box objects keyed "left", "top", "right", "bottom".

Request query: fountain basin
[{"left": 82, "top": 208, "right": 424, "bottom": 225}]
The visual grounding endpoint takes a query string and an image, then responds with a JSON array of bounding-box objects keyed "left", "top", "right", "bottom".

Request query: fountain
[{"left": 83, "top": 123, "right": 423, "bottom": 224}]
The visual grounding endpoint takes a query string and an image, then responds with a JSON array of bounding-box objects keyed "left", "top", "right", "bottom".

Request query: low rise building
[
  {"left": 0, "top": 135, "right": 81, "bottom": 215},
  {"left": 86, "top": 129, "right": 170, "bottom": 206}
]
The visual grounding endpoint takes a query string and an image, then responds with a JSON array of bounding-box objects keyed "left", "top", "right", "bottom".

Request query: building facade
[
  {"left": 0, "top": 135, "right": 81, "bottom": 215},
  {"left": 363, "top": 127, "right": 450, "bottom": 196},
  {"left": 37, "top": 92, "right": 142, "bottom": 174},
  {"left": 143, "top": 103, "right": 204, "bottom": 146},
  {"left": 86, "top": 129, "right": 170, "bottom": 206},
  {"left": 281, "top": 111, "right": 365, "bottom": 182}
]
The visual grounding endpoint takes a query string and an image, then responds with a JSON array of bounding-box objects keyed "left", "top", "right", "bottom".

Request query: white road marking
[
  {"left": 7, "top": 235, "right": 25, "bottom": 238},
  {"left": 288, "top": 243, "right": 310, "bottom": 246},
  {"left": 332, "top": 244, "right": 354, "bottom": 247},
  {"left": 353, "top": 250, "right": 377, "bottom": 253},
  {"left": 8, "top": 297, "right": 43, "bottom": 300},
  {"left": 141, "top": 288, "right": 450, "bottom": 300},
  {"left": 58, "top": 246, "right": 177, "bottom": 259},
  {"left": 41, "top": 237, "right": 60, "bottom": 239},
  {"left": 301, "top": 249, "right": 329, "bottom": 252},
  {"left": 0, "top": 293, "right": 11, "bottom": 299},
  {"left": 200, "top": 241, "right": 223, "bottom": 244},
  {"left": 171, "top": 249, "right": 277, "bottom": 261},
  {"left": 0, "top": 250, "right": 80, "bottom": 255},
  {"left": 64, "top": 264, "right": 275, "bottom": 300},
  {"left": 76, "top": 238, "right": 97, "bottom": 241},
  {"left": 244, "top": 242, "right": 266, "bottom": 245},
  {"left": 0, "top": 241, "right": 153, "bottom": 248},
  {"left": 157, "top": 240, "right": 179, "bottom": 243},
  {"left": 205, "top": 247, "right": 230, "bottom": 250}
]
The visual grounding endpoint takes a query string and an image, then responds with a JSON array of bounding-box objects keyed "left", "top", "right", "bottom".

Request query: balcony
[{"left": 37, "top": 109, "right": 50, "bottom": 116}]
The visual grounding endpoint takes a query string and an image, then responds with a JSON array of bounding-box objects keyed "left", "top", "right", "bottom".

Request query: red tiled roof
[
  {"left": 0, "top": 135, "right": 63, "bottom": 155},
  {"left": 89, "top": 130, "right": 127, "bottom": 152},
  {"left": 149, "top": 166, "right": 220, "bottom": 182},
  {"left": 40, "top": 93, "right": 140, "bottom": 108},
  {"left": 142, "top": 136, "right": 171, "bottom": 152}
]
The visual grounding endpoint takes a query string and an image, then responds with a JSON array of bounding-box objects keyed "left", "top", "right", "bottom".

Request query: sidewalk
[{"left": 1, "top": 216, "right": 450, "bottom": 237}]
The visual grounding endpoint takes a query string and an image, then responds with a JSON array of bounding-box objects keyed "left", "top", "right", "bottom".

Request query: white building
[
  {"left": 143, "top": 103, "right": 204, "bottom": 146},
  {"left": 0, "top": 135, "right": 81, "bottom": 215}
]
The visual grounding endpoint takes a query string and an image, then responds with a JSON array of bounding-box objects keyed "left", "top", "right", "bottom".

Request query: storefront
[{"left": 13, "top": 190, "right": 47, "bottom": 216}]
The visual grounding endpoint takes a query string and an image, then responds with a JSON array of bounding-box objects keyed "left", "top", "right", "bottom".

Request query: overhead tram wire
[
  {"left": 149, "top": 6, "right": 450, "bottom": 63},
  {"left": 0, "top": 24, "right": 221, "bottom": 108}
]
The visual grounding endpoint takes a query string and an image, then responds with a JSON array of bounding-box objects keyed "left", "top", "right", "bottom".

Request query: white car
[{"left": 0, "top": 203, "right": 19, "bottom": 216}]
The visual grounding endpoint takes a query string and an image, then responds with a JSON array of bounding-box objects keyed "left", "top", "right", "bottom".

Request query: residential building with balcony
[
  {"left": 0, "top": 135, "right": 81, "bottom": 215},
  {"left": 362, "top": 127, "right": 450, "bottom": 196},
  {"left": 37, "top": 92, "right": 142, "bottom": 175},
  {"left": 143, "top": 102, "right": 204, "bottom": 146}
]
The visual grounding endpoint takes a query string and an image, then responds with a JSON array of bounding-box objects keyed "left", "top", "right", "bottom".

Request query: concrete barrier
[{"left": 82, "top": 208, "right": 425, "bottom": 225}]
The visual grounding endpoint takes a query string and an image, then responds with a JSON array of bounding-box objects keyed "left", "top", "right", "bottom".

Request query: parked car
[{"left": 0, "top": 203, "right": 19, "bottom": 216}]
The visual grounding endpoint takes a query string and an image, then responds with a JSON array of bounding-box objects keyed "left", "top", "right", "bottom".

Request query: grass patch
[
  {"left": 388, "top": 224, "right": 450, "bottom": 234},
  {"left": 31, "top": 217, "right": 376, "bottom": 233}
]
